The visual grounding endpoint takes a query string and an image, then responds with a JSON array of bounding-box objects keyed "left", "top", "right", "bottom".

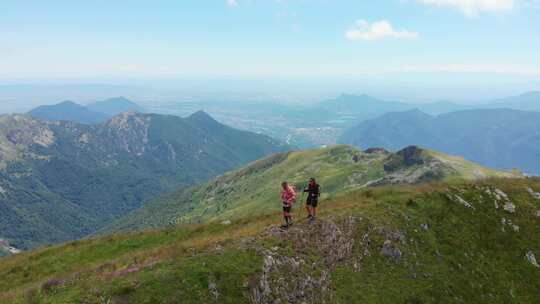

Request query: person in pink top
[{"left": 280, "top": 181, "right": 296, "bottom": 229}]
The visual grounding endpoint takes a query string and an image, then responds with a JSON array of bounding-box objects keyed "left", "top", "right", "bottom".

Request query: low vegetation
[
  {"left": 1, "top": 178, "right": 539, "bottom": 303},
  {"left": 104, "top": 145, "right": 519, "bottom": 233}
]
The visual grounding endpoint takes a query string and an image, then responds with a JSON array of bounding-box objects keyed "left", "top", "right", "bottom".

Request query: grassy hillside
[
  {"left": 0, "top": 178, "right": 539, "bottom": 303},
  {"left": 105, "top": 145, "right": 519, "bottom": 233},
  {"left": 0, "top": 111, "right": 288, "bottom": 250}
]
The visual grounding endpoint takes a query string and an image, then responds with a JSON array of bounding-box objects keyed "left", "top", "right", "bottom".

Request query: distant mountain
[
  {"left": 486, "top": 91, "right": 540, "bottom": 112},
  {"left": 87, "top": 97, "right": 146, "bottom": 116},
  {"left": 315, "top": 94, "right": 467, "bottom": 124},
  {"left": 0, "top": 111, "right": 289, "bottom": 250},
  {"left": 105, "top": 145, "right": 517, "bottom": 233},
  {"left": 27, "top": 100, "right": 110, "bottom": 124},
  {"left": 340, "top": 108, "right": 540, "bottom": 174},
  {"left": 316, "top": 94, "right": 412, "bottom": 122}
]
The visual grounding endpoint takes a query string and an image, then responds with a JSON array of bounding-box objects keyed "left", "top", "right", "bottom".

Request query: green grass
[
  {"left": 1, "top": 178, "right": 539, "bottom": 303},
  {"left": 105, "top": 145, "right": 518, "bottom": 234}
]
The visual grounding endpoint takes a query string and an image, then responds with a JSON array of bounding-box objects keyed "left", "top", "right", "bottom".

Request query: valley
[
  {"left": 0, "top": 110, "right": 288, "bottom": 250},
  {"left": 2, "top": 2, "right": 540, "bottom": 302}
]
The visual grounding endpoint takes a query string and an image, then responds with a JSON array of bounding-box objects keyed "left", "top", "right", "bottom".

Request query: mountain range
[
  {"left": 0, "top": 111, "right": 288, "bottom": 250},
  {"left": 0, "top": 146, "right": 537, "bottom": 303},
  {"left": 1, "top": 91, "right": 540, "bottom": 302},
  {"left": 104, "top": 145, "right": 519, "bottom": 233},
  {"left": 314, "top": 91, "right": 540, "bottom": 123},
  {"left": 340, "top": 108, "right": 540, "bottom": 174},
  {"left": 27, "top": 97, "right": 145, "bottom": 124}
]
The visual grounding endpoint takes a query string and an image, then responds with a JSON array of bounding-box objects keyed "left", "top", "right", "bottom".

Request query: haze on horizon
[{"left": 1, "top": 0, "right": 539, "bottom": 111}]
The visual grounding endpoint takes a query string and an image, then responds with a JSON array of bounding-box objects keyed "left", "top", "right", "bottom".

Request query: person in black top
[{"left": 303, "top": 177, "right": 321, "bottom": 220}]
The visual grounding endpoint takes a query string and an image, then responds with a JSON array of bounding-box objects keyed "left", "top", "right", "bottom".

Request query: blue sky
[{"left": 1, "top": 0, "right": 539, "bottom": 100}]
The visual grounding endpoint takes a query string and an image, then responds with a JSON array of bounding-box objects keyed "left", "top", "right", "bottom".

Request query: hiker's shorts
[
  {"left": 282, "top": 205, "right": 292, "bottom": 214},
  {"left": 306, "top": 196, "right": 318, "bottom": 207}
]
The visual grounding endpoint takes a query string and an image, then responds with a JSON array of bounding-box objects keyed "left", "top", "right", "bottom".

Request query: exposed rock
[
  {"left": 527, "top": 188, "right": 540, "bottom": 200},
  {"left": 208, "top": 281, "right": 220, "bottom": 300},
  {"left": 494, "top": 189, "right": 509, "bottom": 200},
  {"left": 0, "top": 238, "right": 21, "bottom": 254},
  {"left": 501, "top": 218, "right": 519, "bottom": 233},
  {"left": 364, "top": 147, "right": 390, "bottom": 154},
  {"left": 503, "top": 202, "right": 516, "bottom": 214},
  {"left": 535, "top": 210, "right": 540, "bottom": 218},
  {"left": 420, "top": 223, "right": 429, "bottom": 231},
  {"left": 221, "top": 220, "right": 232, "bottom": 226},
  {"left": 447, "top": 194, "right": 475, "bottom": 209},
  {"left": 525, "top": 251, "right": 539, "bottom": 268},
  {"left": 251, "top": 217, "right": 363, "bottom": 304},
  {"left": 380, "top": 240, "right": 402, "bottom": 263}
]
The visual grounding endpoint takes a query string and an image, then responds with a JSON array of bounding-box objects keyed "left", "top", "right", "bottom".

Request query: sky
[{"left": 1, "top": 0, "right": 540, "bottom": 102}]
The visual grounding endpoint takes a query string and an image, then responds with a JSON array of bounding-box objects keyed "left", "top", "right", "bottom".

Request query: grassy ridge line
[
  {"left": 1, "top": 178, "right": 539, "bottom": 303},
  {"left": 105, "top": 145, "right": 519, "bottom": 234}
]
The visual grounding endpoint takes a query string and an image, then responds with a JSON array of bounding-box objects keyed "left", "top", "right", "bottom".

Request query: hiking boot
[
  {"left": 306, "top": 214, "right": 313, "bottom": 219},
  {"left": 309, "top": 216, "right": 316, "bottom": 222},
  {"left": 280, "top": 224, "right": 289, "bottom": 230}
]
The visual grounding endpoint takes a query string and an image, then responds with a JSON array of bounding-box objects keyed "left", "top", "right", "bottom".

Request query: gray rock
[
  {"left": 535, "top": 210, "right": 540, "bottom": 218},
  {"left": 494, "top": 189, "right": 509, "bottom": 200},
  {"left": 504, "top": 202, "right": 516, "bottom": 213},
  {"left": 381, "top": 240, "right": 402, "bottom": 263},
  {"left": 420, "top": 223, "right": 429, "bottom": 231},
  {"left": 527, "top": 188, "right": 540, "bottom": 200},
  {"left": 208, "top": 282, "right": 220, "bottom": 300},
  {"left": 525, "top": 251, "right": 539, "bottom": 268},
  {"left": 449, "top": 194, "right": 474, "bottom": 209}
]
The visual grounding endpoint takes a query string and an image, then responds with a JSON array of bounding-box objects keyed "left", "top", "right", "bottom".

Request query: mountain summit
[
  {"left": 87, "top": 97, "right": 146, "bottom": 116},
  {"left": 28, "top": 100, "right": 109, "bottom": 124}
]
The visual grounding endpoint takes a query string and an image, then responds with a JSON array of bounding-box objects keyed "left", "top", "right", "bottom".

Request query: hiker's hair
[
  {"left": 310, "top": 177, "right": 316, "bottom": 182},
  {"left": 281, "top": 181, "right": 288, "bottom": 187}
]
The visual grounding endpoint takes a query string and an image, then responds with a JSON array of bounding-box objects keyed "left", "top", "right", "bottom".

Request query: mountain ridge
[
  {"left": 87, "top": 96, "right": 146, "bottom": 116},
  {"left": 27, "top": 100, "right": 110, "bottom": 124},
  {"left": 340, "top": 108, "right": 540, "bottom": 174},
  {"left": 104, "top": 144, "right": 520, "bottom": 234},
  {"left": 1, "top": 176, "right": 539, "bottom": 303},
  {"left": 0, "top": 111, "right": 289, "bottom": 250}
]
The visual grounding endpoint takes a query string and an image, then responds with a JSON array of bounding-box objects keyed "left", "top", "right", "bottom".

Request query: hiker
[
  {"left": 304, "top": 177, "right": 321, "bottom": 220},
  {"left": 280, "top": 181, "right": 296, "bottom": 229}
]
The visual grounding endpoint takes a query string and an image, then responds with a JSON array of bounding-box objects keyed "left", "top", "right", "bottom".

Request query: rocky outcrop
[
  {"left": 527, "top": 188, "right": 540, "bottom": 200},
  {"left": 0, "top": 238, "right": 21, "bottom": 255},
  {"left": 383, "top": 146, "right": 426, "bottom": 172},
  {"left": 251, "top": 217, "right": 365, "bottom": 304},
  {"left": 525, "top": 251, "right": 539, "bottom": 268},
  {"left": 250, "top": 217, "right": 407, "bottom": 304}
]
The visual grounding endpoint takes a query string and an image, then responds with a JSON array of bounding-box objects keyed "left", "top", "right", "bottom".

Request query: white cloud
[
  {"left": 227, "top": 0, "right": 238, "bottom": 7},
  {"left": 345, "top": 20, "right": 420, "bottom": 41},
  {"left": 416, "top": 0, "right": 517, "bottom": 16}
]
